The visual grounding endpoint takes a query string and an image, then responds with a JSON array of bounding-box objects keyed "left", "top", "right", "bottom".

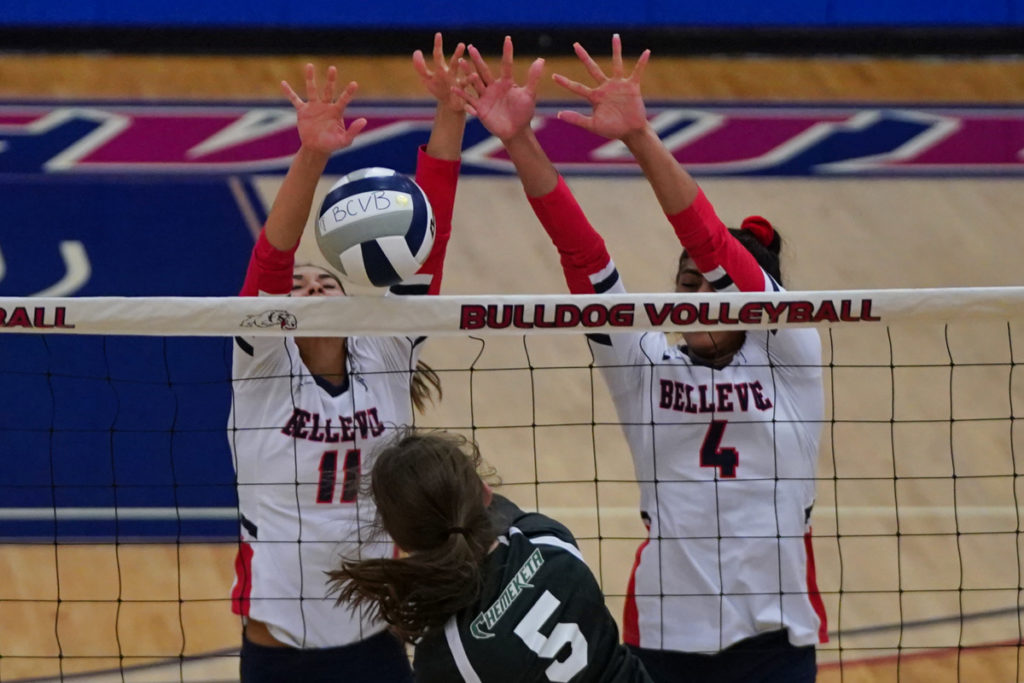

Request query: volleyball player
[
  {"left": 228, "top": 34, "right": 467, "bottom": 682},
  {"left": 328, "top": 429, "right": 653, "bottom": 682},
  {"left": 459, "top": 36, "right": 826, "bottom": 682}
]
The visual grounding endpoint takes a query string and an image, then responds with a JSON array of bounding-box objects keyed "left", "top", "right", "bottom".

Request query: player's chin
[{"left": 682, "top": 332, "right": 716, "bottom": 352}]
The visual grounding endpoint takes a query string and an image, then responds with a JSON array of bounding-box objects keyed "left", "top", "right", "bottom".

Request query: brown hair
[
  {"left": 410, "top": 362, "right": 442, "bottom": 414},
  {"left": 326, "top": 429, "right": 496, "bottom": 642}
]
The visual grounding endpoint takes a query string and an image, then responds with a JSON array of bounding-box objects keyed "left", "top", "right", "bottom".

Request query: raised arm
[
  {"left": 554, "top": 36, "right": 769, "bottom": 293},
  {"left": 415, "top": 32, "right": 468, "bottom": 164},
  {"left": 458, "top": 37, "right": 614, "bottom": 295},
  {"left": 240, "top": 64, "right": 367, "bottom": 296},
  {"left": 459, "top": 37, "right": 557, "bottom": 198},
  {"left": 399, "top": 33, "right": 467, "bottom": 296}
]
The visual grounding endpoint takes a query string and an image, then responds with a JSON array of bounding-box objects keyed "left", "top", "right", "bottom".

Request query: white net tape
[{"left": 1, "top": 286, "right": 1022, "bottom": 337}]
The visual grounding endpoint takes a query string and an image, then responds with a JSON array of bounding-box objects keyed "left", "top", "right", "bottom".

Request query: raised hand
[
  {"left": 455, "top": 36, "right": 545, "bottom": 143},
  {"left": 413, "top": 32, "right": 468, "bottom": 113},
  {"left": 552, "top": 34, "right": 651, "bottom": 141},
  {"left": 281, "top": 64, "right": 367, "bottom": 156}
]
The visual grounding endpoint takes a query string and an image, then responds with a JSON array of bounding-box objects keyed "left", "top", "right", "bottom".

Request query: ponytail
[
  {"left": 730, "top": 215, "right": 784, "bottom": 285},
  {"left": 739, "top": 215, "right": 781, "bottom": 255},
  {"left": 410, "top": 361, "right": 442, "bottom": 414},
  {"left": 327, "top": 430, "right": 496, "bottom": 642}
]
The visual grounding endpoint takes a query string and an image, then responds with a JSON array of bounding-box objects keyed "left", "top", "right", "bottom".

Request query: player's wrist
[
  {"left": 294, "top": 145, "right": 333, "bottom": 166},
  {"left": 620, "top": 123, "right": 656, "bottom": 150}
]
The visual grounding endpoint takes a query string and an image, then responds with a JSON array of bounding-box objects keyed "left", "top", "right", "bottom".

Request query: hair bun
[{"left": 741, "top": 215, "right": 775, "bottom": 248}]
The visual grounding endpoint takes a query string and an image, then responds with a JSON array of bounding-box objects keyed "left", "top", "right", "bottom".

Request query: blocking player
[
  {"left": 328, "top": 429, "right": 654, "bottom": 682},
  {"left": 458, "top": 36, "right": 826, "bottom": 682},
  {"left": 228, "top": 34, "right": 467, "bottom": 682}
]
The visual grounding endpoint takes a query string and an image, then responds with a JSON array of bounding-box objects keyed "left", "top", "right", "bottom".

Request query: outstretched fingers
[
  {"left": 303, "top": 63, "right": 318, "bottom": 103},
  {"left": 500, "top": 35, "right": 515, "bottom": 81},
  {"left": 524, "top": 58, "right": 545, "bottom": 96},
  {"left": 467, "top": 44, "right": 494, "bottom": 86},
  {"left": 556, "top": 110, "right": 594, "bottom": 132},
  {"left": 412, "top": 49, "right": 431, "bottom": 81},
  {"left": 448, "top": 41, "right": 466, "bottom": 71},
  {"left": 452, "top": 67, "right": 483, "bottom": 113},
  {"left": 573, "top": 42, "right": 606, "bottom": 84},
  {"left": 610, "top": 34, "right": 624, "bottom": 78},
  {"left": 431, "top": 31, "right": 446, "bottom": 67},
  {"left": 321, "top": 65, "right": 337, "bottom": 103},
  {"left": 280, "top": 79, "right": 303, "bottom": 109},
  {"left": 286, "top": 63, "right": 351, "bottom": 108},
  {"left": 552, "top": 72, "right": 592, "bottom": 100},
  {"left": 343, "top": 117, "right": 368, "bottom": 144},
  {"left": 335, "top": 80, "right": 359, "bottom": 111},
  {"left": 630, "top": 49, "right": 651, "bottom": 84}
]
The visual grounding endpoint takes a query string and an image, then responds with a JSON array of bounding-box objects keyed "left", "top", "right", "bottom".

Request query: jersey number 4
[
  {"left": 316, "top": 449, "right": 361, "bottom": 503},
  {"left": 700, "top": 420, "right": 739, "bottom": 478}
]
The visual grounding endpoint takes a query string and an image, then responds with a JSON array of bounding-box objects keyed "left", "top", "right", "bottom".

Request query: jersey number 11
[{"left": 316, "top": 449, "right": 362, "bottom": 503}]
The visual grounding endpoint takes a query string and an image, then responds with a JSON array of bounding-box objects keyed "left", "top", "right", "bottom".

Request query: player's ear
[{"left": 482, "top": 481, "right": 493, "bottom": 507}]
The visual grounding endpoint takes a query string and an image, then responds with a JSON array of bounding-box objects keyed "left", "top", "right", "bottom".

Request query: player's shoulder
[
  {"left": 593, "top": 330, "right": 669, "bottom": 364},
  {"left": 347, "top": 333, "right": 421, "bottom": 365},
  {"left": 635, "top": 331, "right": 669, "bottom": 358},
  {"left": 344, "top": 335, "right": 377, "bottom": 358},
  {"left": 489, "top": 495, "right": 580, "bottom": 555},
  {"left": 412, "top": 628, "right": 460, "bottom": 682},
  {"left": 750, "top": 323, "right": 823, "bottom": 361}
]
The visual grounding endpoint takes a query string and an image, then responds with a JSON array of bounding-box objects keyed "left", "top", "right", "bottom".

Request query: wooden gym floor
[{"left": 1, "top": 49, "right": 1023, "bottom": 681}]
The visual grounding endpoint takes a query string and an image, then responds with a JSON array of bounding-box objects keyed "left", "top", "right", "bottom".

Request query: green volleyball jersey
[{"left": 413, "top": 496, "right": 651, "bottom": 683}]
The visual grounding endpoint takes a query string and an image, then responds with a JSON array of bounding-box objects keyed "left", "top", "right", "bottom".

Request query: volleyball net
[{"left": 1, "top": 286, "right": 1022, "bottom": 681}]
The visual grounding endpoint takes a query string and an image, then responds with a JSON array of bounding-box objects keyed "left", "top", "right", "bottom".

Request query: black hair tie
[{"left": 447, "top": 526, "right": 470, "bottom": 536}]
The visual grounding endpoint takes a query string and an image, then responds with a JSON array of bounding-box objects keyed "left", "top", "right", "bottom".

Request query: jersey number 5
[
  {"left": 316, "top": 449, "right": 361, "bottom": 503},
  {"left": 513, "top": 590, "right": 588, "bottom": 682},
  {"left": 700, "top": 420, "right": 739, "bottom": 478}
]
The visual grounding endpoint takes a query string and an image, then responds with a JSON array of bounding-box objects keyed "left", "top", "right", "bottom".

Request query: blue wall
[
  {"left": 0, "top": 0, "right": 1020, "bottom": 27},
  {"left": 0, "top": 176, "right": 255, "bottom": 540}
]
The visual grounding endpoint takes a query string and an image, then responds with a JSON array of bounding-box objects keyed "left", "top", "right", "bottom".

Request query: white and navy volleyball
[{"left": 315, "top": 167, "right": 435, "bottom": 288}]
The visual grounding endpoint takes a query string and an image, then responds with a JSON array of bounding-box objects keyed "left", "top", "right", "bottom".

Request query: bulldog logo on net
[{"left": 241, "top": 310, "right": 298, "bottom": 330}]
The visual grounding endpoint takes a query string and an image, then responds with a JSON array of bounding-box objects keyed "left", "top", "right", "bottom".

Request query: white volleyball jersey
[
  {"left": 592, "top": 277, "right": 825, "bottom": 653},
  {"left": 229, "top": 332, "right": 423, "bottom": 648},
  {"left": 526, "top": 178, "right": 828, "bottom": 654},
  {"left": 227, "top": 147, "right": 460, "bottom": 649}
]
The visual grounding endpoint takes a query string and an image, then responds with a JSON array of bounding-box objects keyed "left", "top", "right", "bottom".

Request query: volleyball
[{"left": 315, "top": 167, "right": 435, "bottom": 288}]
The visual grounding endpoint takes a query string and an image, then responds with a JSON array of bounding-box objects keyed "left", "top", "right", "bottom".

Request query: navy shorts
[
  {"left": 240, "top": 628, "right": 414, "bottom": 683},
  {"left": 628, "top": 629, "right": 817, "bottom": 683}
]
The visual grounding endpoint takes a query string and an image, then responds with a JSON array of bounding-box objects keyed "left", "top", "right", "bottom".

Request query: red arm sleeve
[
  {"left": 238, "top": 227, "right": 300, "bottom": 297},
  {"left": 666, "top": 189, "right": 768, "bottom": 293},
  {"left": 413, "top": 145, "right": 460, "bottom": 296},
  {"left": 527, "top": 176, "right": 614, "bottom": 295}
]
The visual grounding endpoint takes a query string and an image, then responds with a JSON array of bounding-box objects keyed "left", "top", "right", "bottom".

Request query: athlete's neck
[
  {"left": 297, "top": 336, "right": 347, "bottom": 381},
  {"left": 685, "top": 331, "right": 746, "bottom": 369}
]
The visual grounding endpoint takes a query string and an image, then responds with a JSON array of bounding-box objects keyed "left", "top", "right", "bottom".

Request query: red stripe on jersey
[
  {"left": 622, "top": 537, "right": 651, "bottom": 646},
  {"left": 413, "top": 146, "right": 459, "bottom": 295},
  {"left": 804, "top": 529, "right": 829, "bottom": 643},
  {"left": 239, "top": 228, "right": 300, "bottom": 297},
  {"left": 231, "top": 540, "right": 254, "bottom": 616},
  {"left": 528, "top": 175, "right": 612, "bottom": 295},
  {"left": 666, "top": 189, "right": 767, "bottom": 293}
]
